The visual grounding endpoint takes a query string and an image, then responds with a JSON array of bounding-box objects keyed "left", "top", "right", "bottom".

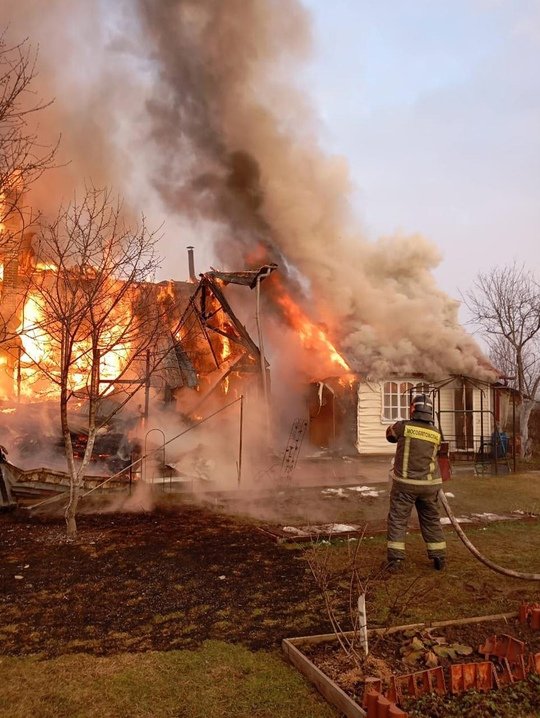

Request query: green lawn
[
  {"left": 0, "top": 641, "right": 337, "bottom": 718},
  {"left": 363, "top": 521, "right": 540, "bottom": 626}
]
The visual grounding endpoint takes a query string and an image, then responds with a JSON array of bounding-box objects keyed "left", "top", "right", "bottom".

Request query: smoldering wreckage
[
  {"left": 0, "top": 243, "right": 281, "bottom": 504},
  {"left": 0, "top": 229, "right": 520, "bottom": 514}
]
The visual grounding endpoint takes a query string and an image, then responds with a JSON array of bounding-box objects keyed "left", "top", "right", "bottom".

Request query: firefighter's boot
[
  {"left": 433, "top": 556, "right": 446, "bottom": 571},
  {"left": 386, "top": 559, "right": 405, "bottom": 574}
]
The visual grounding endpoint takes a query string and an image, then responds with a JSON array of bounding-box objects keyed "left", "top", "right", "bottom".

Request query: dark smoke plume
[{"left": 0, "top": 0, "right": 493, "bottom": 380}]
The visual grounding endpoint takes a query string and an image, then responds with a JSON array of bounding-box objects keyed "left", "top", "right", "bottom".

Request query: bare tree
[
  {"left": 22, "top": 187, "right": 165, "bottom": 538},
  {"left": 305, "top": 536, "right": 433, "bottom": 670},
  {"left": 0, "top": 32, "right": 57, "bottom": 374},
  {"left": 464, "top": 263, "right": 540, "bottom": 457},
  {"left": 0, "top": 32, "right": 56, "bottom": 225}
]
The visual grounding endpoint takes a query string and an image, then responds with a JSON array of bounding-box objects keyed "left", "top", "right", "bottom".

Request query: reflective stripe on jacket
[{"left": 386, "top": 419, "right": 442, "bottom": 483}]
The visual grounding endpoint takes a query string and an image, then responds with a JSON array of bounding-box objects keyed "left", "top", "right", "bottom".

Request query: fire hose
[{"left": 438, "top": 489, "right": 540, "bottom": 581}]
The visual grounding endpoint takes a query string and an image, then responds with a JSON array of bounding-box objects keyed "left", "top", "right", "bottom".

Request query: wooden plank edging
[
  {"left": 282, "top": 611, "right": 518, "bottom": 717},
  {"left": 282, "top": 638, "right": 366, "bottom": 718},
  {"left": 285, "top": 611, "right": 518, "bottom": 647}
]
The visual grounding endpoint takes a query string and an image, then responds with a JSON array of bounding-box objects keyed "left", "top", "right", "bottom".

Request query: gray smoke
[{"left": 0, "top": 0, "right": 494, "bottom": 381}]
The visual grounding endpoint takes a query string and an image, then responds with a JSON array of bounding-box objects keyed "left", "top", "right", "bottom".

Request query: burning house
[
  {"left": 0, "top": 201, "right": 273, "bottom": 498},
  {"left": 0, "top": 217, "right": 511, "bottom": 507}
]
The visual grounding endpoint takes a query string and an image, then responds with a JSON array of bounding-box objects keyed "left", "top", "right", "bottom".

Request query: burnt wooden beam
[{"left": 201, "top": 276, "right": 262, "bottom": 360}]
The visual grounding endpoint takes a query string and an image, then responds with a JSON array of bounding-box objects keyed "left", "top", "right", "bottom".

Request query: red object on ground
[
  {"left": 508, "top": 656, "right": 528, "bottom": 681},
  {"left": 365, "top": 689, "right": 407, "bottom": 718},
  {"left": 450, "top": 661, "right": 499, "bottom": 694},
  {"left": 376, "top": 694, "right": 391, "bottom": 717},
  {"left": 528, "top": 652, "right": 540, "bottom": 675},
  {"left": 519, "top": 602, "right": 540, "bottom": 630},
  {"left": 388, "top": 666, "right": 446, "bottom": 704},
  {"left": 479, "top": 634, "right": 526, "bottom": 662},
  {"left": 363, "top": 678, "right": 383, "bottom": 707},
  {"left": 366, "top": 689, "right": 379, "bottom": 716},
  {"left": 495, "top": 656, "right": 528, "bottom": 685}
]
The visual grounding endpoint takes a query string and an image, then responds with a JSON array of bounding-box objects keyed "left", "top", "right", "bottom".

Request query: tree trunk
[
  {"left": 63, "top": 455, "right": 80, "bottom": 539},
  {"left": 63, "top": 424, "right": 80, "bottom": 539},
  {"left": 65, "top": 503, "right": 78, "bottom": 539},
  {"left": 519, "top": 399, "right": 534, "bottom": 459},
  {"left": 60, "top": 378, "right": 80, "bottom": 538},
  {"left": 60, "top": 334, "right": 84, "bottom": 540},
  {"left": 64, "top": 429, "right": 97, "bottom": 540}
]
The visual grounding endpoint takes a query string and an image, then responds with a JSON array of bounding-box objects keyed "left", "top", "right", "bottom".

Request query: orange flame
[
  {"left": 17, "top": 287, "right": 132, "bottom": 399},
  {"left": 218, "top": 322, "right": 232, "bottom": 394},
  {"left": 157, "top": 281, "right": 175, "bottom": 304},
  {"left": 337, "top": 373, "right": 356, "bottom": 389},
  {"left": 276, "top": 294, "right": 350, "bottom": 372},
  {"left": 220, "top": 334, "right": 231, "bottom": 362}
]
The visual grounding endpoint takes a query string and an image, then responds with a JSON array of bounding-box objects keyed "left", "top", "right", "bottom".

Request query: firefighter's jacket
[{"left": 386, "top": 419, "right": 442, "bottom": 486}]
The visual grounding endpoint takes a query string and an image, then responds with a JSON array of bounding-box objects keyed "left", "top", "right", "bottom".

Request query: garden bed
[{"left": 283, "top": 613, "right": 540, "bottom": 717}]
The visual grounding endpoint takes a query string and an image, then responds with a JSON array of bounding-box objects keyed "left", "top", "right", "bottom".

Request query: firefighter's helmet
[{"left": 410, "top": 394, "right": 434, "bottom": 422}]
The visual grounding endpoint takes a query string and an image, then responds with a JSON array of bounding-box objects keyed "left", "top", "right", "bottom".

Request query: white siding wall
[
  {"left": 437, "top": 387, "right": 454, "bottom": 441},
  {"left": 356, "top": 381, "right": 392, "bottom": 454}
]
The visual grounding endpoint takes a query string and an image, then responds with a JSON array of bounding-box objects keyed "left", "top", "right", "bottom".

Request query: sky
[{"left": 301, "top": 0, "right": 540, "bottom": 306}]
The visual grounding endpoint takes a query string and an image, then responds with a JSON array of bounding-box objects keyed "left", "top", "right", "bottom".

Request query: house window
[{"left": 382, "top": 381, "right": 431, "bottom": 422}]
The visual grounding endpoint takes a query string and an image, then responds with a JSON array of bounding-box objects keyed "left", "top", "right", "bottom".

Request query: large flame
[
  {"left": 219, "top": 333, "right": 232, "bottom": 394},
  {"left": 35, "top": 262, "right": 58, "bottom": 272},
  {"left": 19, "top": 293, "right": 50, "bottom": 364},
  {"left": 157, "top": 281, "right": 175, "bottom": 305},
  {"left": 17, "top": 285, "right": 132, "bottom": 399},
  {"left": 276, "top": 293, "right": 350, "bottom": 373}
]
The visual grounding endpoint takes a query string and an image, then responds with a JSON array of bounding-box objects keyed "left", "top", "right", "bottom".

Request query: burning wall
[
  {"left": 0, "top": 219, "right": 265, "bottom": 424},
  {"left": 0, "top": 250, "right": 266, "bottom": 482}
]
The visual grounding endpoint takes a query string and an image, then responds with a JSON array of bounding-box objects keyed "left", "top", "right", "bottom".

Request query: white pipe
[{"left": 357, "top": 593, "right": 369, "bottom": 656}]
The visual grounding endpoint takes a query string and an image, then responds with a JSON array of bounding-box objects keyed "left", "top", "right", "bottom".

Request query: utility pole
[
  {"left": 237, "top": 394, "right": 244, "bottom": 486},
  {"left": 255, "top": 274, "right": 271, "bottom": 446},
  {"left": 144, "top": 349, "right": 151, "bottom": 427}
]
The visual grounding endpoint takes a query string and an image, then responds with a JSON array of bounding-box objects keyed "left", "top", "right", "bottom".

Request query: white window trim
[{"left": 380, "top": 380, "right": 431, "bottom": 424}]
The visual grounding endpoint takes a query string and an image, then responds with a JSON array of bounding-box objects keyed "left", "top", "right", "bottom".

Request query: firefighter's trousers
[{"left": 386, "top": 479, "right": 446, "bottom": 561}]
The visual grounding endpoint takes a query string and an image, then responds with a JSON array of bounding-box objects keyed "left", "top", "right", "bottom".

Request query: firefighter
[{"left": 385, "top": 393, "right": 446, "bottom": 572}]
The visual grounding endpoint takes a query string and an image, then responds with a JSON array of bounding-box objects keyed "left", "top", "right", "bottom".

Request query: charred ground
[
  {"left": 1, "top": 487, "right": 539, "bottom": 663},
  {"left": 0, "top": 503, "right": 331, "bottom": 658}
]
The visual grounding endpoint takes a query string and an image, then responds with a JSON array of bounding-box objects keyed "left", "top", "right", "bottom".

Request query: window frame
[{"left": 381, "top": 381, "right": 431, "bottom": 423}]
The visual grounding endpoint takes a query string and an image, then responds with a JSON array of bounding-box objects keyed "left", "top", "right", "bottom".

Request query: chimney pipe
[{"left": 187, "top": 246, "right": 196, "bottom": 282}]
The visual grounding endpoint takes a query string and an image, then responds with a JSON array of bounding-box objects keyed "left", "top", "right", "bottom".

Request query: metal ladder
[{"left": 280, "top": 419, "right": 307, "bottom": 482}]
